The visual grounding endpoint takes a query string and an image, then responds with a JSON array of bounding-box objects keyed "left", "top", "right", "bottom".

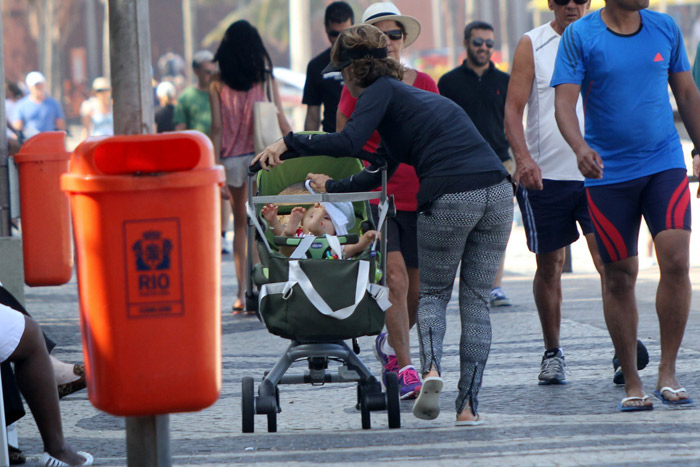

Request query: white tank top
[{"left": 524, "top": 23, "right": 584, "bottom": 181}]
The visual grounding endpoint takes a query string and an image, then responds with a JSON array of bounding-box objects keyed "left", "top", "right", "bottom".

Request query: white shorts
[
  {"left": 0, "top": 303, "right": 25, "bottom": 362},
  {"left": 221, "top": 154, "right": 255, "bottom": 189}
]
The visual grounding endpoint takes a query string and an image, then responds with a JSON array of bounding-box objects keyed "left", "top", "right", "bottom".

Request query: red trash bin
[
  {"left": 12, "top": 131, "right": 73, "bottom": 286},
  {"left": 61, "top": 131, "right": 225, "bottom": 416}
]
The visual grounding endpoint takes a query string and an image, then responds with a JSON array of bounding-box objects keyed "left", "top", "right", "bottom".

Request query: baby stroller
[{"left": 243, "top": 149, "right": 399, "bottom": 432}]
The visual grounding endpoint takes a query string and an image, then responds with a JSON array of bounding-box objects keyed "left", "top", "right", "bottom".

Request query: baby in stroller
[{"left": 261, "top": 182, "right": 378, "bottom": 259}]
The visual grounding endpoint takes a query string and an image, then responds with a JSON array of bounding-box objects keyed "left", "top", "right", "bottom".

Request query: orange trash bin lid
[
  {"left": 12, "top": 131, "right": 70, "bottom": 163},
  {"left": 61, "top": 131, "right": 225, "bottom": 193}
]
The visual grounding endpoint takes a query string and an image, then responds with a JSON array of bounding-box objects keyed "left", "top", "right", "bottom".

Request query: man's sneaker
[
  {"left": 538, "top": 348, "right": 567, "bottom": 385},
  {"left": 397, "top": 366, "right": 422, "bottom": 400},
  {"left": 612, "top": 339, "right": 649, "bottom": 385},
  {"left": 374, "top": 332, "right": 398, "bottom": 384},
  {"left": 490, "top": 287, "right": 512, "bottom": 307}
]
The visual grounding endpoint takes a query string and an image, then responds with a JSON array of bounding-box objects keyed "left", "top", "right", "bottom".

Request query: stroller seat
[{"left": 242, "top": 150, "right": 399, "bottom": 432}]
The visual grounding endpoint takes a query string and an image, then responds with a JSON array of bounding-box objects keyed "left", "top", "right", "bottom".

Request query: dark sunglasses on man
[
  {"left": 553, "top": 0, "right": 589, "bottom": 5},
  {"left": 327, "top": 29, "right": 341, "bottom": 38},
  {"left": 471, "top": 38, "right": 495, "bottom": 48}
]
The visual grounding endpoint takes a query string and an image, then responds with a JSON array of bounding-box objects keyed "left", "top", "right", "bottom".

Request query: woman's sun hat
[{"left": 361, "top": 2, "right": 421, "bottom": 47}]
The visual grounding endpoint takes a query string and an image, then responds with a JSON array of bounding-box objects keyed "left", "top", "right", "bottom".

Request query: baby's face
[{"left": 304, "top": 204, "right": 335, "bottom": 235}]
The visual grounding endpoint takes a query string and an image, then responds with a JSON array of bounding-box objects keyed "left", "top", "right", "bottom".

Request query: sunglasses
[
  {"left": 382, "top": 29, "right": 404, "bottom": 41},
  {"left": 327, "top": 29, "right": 341, "bottom": 38},
  {"left": 553, "top": 0, "right": 589, "bottom": 5},
  {"left": 471, "top": 38, "right": 495, "bottom": 48}
]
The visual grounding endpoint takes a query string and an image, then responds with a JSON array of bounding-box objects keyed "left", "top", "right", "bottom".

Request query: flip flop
[
  {"left": 653, "top": 387, "right": 695, "bottom": 406},
  {"left": 455, "top": 414, "right": 484, "bottom": 426},
  {"left": 38, "top": 451, "right": 94, "bottom": 466},
  {"left": 618, "top": 395, "right": 654, "bottom": 412},
  {"left": 412, "top": 376, "right": 443, "bottom": 420}
]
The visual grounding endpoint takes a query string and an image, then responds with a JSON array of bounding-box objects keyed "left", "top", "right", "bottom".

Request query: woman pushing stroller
[{"left": 252, "top": 24, "right": 513, "bottom": 425}]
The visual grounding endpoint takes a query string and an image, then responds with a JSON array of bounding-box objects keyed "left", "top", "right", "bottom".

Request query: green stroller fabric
[{"left": 251, "top": 154, "right": 390, "bottom": 342}]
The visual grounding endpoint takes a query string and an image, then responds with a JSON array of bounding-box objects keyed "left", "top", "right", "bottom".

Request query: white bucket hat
[
  {"left": 305, "top": 180, "right": 355, "bottom": 235},
  {"left": 361, "top": 2, "right": 421, "bottom": 47}
]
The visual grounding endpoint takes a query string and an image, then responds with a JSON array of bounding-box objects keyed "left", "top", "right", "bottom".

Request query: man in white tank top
[{"left": 504, "top": 0, "right": 647, "bottom": 386}]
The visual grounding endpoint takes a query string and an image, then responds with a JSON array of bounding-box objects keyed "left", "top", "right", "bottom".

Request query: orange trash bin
[
  {"left": 61, "top": 131, "right": 225, "bottom": 416},
  {"left": 12, "top": 131, "right": 73, "bottom": 286}
]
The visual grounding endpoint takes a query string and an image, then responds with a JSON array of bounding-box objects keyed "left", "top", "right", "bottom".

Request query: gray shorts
[{"left": 221, "top": 154, "right": 255, "bottom": 188}]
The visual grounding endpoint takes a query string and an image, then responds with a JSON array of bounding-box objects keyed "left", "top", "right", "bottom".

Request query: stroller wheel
[
  {"left": 242, "top": 377, "right": 255, "bottom": 433},
  {"left": 385, "top": 372, "right": 401, "bottom": 429}
]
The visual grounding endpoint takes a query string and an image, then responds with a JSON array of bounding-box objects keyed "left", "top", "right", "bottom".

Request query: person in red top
[{"left": 335, "top": 2, "right": 437, "bottom": 400}]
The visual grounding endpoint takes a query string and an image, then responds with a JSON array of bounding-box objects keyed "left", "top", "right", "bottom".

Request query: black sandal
[{"left": 9, "top": 445, "right": 26, "bottom": 465}]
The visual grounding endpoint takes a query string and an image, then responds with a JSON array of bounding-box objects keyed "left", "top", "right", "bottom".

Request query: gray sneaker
[
  {"left": 538, "top": 349, "right": 567, "bottom": 385},
  {"left": 489, "top": 287, "right": 512, "bottom": 307}
]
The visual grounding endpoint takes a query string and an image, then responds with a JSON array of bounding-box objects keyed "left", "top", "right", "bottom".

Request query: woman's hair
[
  {"left": 331, "top": 24, "right": 403, "bottom": 88},
  {"left": 213, "top": 20, "right": 273, "bottom": 91}
]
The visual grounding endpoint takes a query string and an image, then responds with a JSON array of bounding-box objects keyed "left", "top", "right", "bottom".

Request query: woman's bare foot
[
  {"left": 283, "top": 207, "right": 306, "bottom": 236},
  {"left": 456, "top": 403, "right": 480, "bottom": 423}
]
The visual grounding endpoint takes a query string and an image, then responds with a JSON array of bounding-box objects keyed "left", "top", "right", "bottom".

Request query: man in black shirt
[
  {"left": 439, "top": 20, "right": 513, "bottom": 308},
  {"left": 302, "top": 1, "right": 353, "bottom": 132}
]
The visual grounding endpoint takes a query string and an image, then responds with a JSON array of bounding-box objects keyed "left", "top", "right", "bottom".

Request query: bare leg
[
  {"left": 221, "top": 193, "right": 232, "bottom": 251},
  {"left": 9, "top": 317, "right": 86, "bottom": 465},
  {"left": 385, "top": 252, "right": 412, "bottom": 368},
  {"left": 491, "top": 256, "right": 506, "bottom": 288},
  {"left": 229, "top": 183, "right": 248, "bottom": 309},
  {"left": 602, "top": 257, "right": 650, "bottom": 408},
  {"left": 584, "top": 233, "right": 606, "bottom": 290},
  {"left": 533, "top": 248, "right": 565, "bottom": 349},
  {"left": 653, "top": 230, "right": 691, "bottom": 400},
  {"left": 406, "top": 266, "right": 419, "bottom": 329}
]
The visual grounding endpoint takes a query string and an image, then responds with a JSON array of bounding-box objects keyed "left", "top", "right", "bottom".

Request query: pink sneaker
[{"left": 398, "top": 366, "right": 422, "bottom": 400}]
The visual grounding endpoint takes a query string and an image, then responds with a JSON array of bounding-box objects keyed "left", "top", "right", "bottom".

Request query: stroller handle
[
  {"left": 248, "top": 152, "right": 299, "bottom": 175},
  {"left": 248, "top": 152, "right": 388, "bottom": 176}
]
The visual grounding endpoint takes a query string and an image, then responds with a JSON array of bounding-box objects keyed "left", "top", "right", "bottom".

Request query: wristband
[{"left": 692, "top": 148, "right": 699, "bottom": 158}]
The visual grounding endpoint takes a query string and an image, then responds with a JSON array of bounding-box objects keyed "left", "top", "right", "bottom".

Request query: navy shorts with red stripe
[
  {"left": 516, "top": 179, "right": 594, "bottom": 254},
  {"left": 586, "top": 168, "right": 691, "bottom": 264}
]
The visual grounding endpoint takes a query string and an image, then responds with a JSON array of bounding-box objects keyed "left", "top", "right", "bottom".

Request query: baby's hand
[
  {"left": 261, "top": 203, "right": 278, "bottom": 222},
  {"left": 359, "top": 230, "right": 379, "bottom": 247}
]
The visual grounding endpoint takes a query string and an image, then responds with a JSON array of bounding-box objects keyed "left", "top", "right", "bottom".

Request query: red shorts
[{"left": 586, "top": 169, "right": 691, "bottom": 263}]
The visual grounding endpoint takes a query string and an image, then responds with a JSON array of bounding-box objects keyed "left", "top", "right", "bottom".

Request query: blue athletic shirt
[{"left": 550, "top": 9, "right": 689, "bottom": 186}]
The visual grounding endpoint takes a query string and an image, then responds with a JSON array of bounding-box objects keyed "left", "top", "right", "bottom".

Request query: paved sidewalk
[{"left": 12, "top": 224, "right": 700, "bottom": 466}]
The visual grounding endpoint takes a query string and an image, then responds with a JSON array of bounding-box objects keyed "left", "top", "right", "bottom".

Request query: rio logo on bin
[{"left": 124, "top": 218, "right": 184, "bottom": 318}]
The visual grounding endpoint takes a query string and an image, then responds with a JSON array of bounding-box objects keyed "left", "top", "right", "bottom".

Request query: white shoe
[
  {"left": 38, "top": 451, "right": 94, "bottom": 466},
  {"left": 412, "top": 376, "right": 443, "bottom": 420}
]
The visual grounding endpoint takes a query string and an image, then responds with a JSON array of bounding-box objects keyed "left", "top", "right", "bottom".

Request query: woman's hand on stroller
[
  {"left": 252, "top": 138, "right": 288, "bottom": 171},
  {"left": 306, "top": 173, "right": 331, "bottom": 193}
]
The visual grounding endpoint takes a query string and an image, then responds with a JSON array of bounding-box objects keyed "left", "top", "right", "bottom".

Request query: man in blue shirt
[
  {"left": 12, "top": 72, "right": 65, "bottom": 140},
  {"left": 552, "top": 0, "right": 700, "bottom": 411}
]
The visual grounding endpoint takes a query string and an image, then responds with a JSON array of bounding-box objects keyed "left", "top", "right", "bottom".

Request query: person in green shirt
[
  {"left": 175, "top": 50, "right": 231, "bottom": 254},
  {"left": 174, "top": 50, "right": 215, "bottom": 134}
]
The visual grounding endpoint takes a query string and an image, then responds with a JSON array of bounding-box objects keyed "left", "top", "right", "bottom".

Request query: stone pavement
[{"left": 11, "top": 223, "right": 700, "bottom": 466}]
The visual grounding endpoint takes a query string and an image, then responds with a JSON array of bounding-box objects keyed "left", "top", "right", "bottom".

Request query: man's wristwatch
[{"left": 693, "top": 148, "right": 699, "bottom": 158}]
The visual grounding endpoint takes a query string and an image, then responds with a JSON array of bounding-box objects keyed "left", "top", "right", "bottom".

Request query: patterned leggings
[{"left": 416, "top": 181, "right": 513, "bottom": 415}]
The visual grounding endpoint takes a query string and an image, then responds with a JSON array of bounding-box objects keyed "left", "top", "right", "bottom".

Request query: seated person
[
  {"left": 261, "top": 184, "right": 377, "bottom": 259},
  {"left": 1, "top": 303, "right": 93, "bottom": 466}
]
